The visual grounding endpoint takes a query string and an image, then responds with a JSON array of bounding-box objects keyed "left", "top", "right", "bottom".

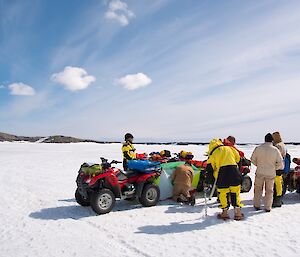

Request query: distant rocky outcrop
[
  {"left": 0, "top": 132, "right": 42, "bottom": 142},
  {"left": 0, "top": 132, "right": 101, "bottom": 143},
  {"left": 41, "top": 135, "right": 102, "bottom": 144}
]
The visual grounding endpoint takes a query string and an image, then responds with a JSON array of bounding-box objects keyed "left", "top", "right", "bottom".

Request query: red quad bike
[
  {"left": 283, "top": 159, "right": 300, "bottom": 195},
  {"left": 240, "top": 160, "right": 252, "bottom": 193},
  {"left": 75, "top": 158, "right": 161, "bottom": 215}
]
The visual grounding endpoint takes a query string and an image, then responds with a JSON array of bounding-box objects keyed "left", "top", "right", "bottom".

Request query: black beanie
[
  {"left": 125, "top": 133, "right": 134, "bottom": 141},
  {"left": 265, "top": 133, "right": 273, "bottom": 142}
]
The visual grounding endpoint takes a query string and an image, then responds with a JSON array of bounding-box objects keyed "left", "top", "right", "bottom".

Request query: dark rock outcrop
[{"left": 0, "top": 132, "right": 42, "bottom": 142}]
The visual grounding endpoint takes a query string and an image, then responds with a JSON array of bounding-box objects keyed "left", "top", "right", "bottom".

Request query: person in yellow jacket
[
  {"left": 205, "top": 138, "right": 243, "bottom": 220},
  {"left": 122, "top": 133, "right": 136, "bottom": 170},
  {"left": 272, "top": 131, "right": 286, "bottom": 207}
]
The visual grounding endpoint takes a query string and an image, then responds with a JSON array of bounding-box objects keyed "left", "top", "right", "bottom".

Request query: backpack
[
  {"left": 127, "top": 160, "right": 161, "bottom": 173},
  {"left": 80, "top": 163, "right": 102, "bottom": 175},
  {"left": 284, "top": 153, "right": 291, "bottom": 173}
]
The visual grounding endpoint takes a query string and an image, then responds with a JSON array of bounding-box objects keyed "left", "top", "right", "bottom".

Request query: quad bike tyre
[
  {"left": 91, "top": 188, "right": 116, "bottom": 215},
  {"left": 75, "top": 188, "right": 90, "bottom": 206},
  {"left": 282, "top": 173, "right": 300, "bottom": 194},
  {"left": 139, "top": 184, "right": 160, "bottom": 207},
  {"left": 241, "top": 175, "right": 252, "bottom": 193}
]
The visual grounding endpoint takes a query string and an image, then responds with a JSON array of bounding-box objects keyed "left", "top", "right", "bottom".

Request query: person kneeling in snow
[
  {"left": 171, "top": 162, "right": 195, "bottom": 205},
  {"left": 205, "top": 138, "right": 244, "bottom": 220}
]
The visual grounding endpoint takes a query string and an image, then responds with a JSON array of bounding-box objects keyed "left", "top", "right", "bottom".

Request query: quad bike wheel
[
  {"left": 241, "top": 175, "right": 252, "bottom": 193},
  {"left": 139, "top": 184, "right": 160, "bottom": 207},
  {"left": 91, "top": 188, "right": 116, "bottom": 215},
  {"left": 75, "top": 188, "right": 90, "bottom": 206}
]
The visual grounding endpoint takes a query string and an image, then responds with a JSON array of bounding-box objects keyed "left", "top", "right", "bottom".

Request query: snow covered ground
[{"left": 0, "top": 142, "right": 299, "bottom": 257}]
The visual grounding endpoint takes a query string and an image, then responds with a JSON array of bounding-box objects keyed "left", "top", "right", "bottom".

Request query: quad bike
[
  {"left": 282, "top": 166, "right": 300, "bottom": 195},
  {"left": 240, "top": 164, "right": 252, "bottom": 193},
  {"left": 75, "top": 158, "right": 161, "bottom": 215}
]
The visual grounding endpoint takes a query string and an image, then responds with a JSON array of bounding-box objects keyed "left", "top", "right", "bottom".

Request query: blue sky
[{"left": 1, "top": 0, "right": 300, "bottom": 142}]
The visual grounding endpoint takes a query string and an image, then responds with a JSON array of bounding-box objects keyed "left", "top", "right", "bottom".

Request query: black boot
[
  {"left": 189, "top": 194, "right": 196, "bottom": 206},
  {"left": 272, "top": 196, "right": 282, "bottom": 208},
  {"left": 177, "top": 194, "right": 188, "bottom": 203}
]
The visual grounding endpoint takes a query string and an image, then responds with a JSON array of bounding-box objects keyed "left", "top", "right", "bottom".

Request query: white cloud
[
  {"left": 8, "top": 83, "right": 36, "bottom": 96},
  {"left": 51, "top": 66, "right": 96, "bottom": 91},
  {"left": 109, "top": 0, "right": 128, "bottom": 11},
  {"left": 116, "top": 73, "right": 152, "bottom": 90},
  {"left": 105, "top": 0, "right": 135, "bottom": 26}
]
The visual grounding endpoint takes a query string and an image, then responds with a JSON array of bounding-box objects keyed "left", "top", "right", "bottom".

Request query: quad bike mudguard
[{"left": 89, "top": 172, "right": 122, "bottom": 198}]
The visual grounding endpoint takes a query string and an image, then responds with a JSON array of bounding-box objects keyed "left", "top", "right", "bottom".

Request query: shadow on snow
[
  {"left": 29, "top": 198, "right": 178, "bottom": 220},
  {"left": 136, "top": 193, "right": 300, "bottom": 235},
  {"left": 29, "top": 205, "right": 95, "bottom": 220},
  {"left": 29, "top": 192, "right": 299, "bottom": 222}
]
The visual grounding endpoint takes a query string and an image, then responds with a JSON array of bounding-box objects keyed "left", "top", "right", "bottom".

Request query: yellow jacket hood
[{"left": 208, "top": 138, "right": 224, "bottom": 155}]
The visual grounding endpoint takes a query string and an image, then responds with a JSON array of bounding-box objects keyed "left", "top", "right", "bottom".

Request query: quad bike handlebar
[
  {"left": 111, "top": 160, "right": 122, "bottom": 164},
  {"left": 100, "top": 157, "right": 122, "bottom": 166}
]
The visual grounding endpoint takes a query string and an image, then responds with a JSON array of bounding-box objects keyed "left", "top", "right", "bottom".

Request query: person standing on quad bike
[
  {"left": 171, "top": 160, "right": 195, "bottom": 205},
  {"left": 122, "top": 133, "right": 147, "bottom": 170},
  {"left": 122, "top": 133, "right": 136, "bottom": 170},
  {"left": 272, "top": 131, "right": 287, "bottom": 207},
  {"left": 205, "top": 138, "right": 244, "bottom": 220},
  {"left": 251, "top": 133, "right": 284, "bottom": 212}
]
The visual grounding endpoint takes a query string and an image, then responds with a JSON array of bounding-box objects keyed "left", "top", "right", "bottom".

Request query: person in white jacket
[{"left": 251, "top": 133, "right": 284, "bottom": 212}]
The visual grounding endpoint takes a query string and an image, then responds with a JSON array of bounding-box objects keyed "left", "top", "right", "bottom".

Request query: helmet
[
  {"left": 185, "top": 152, "right": 194, "bottom": 160},
  {"left": 125, "top": 133, "right": 134, "bottom": 141},
  {"left": 160, "top": 150, "right": 171, "bottom": 158},
  {"left": 179, "top": 150, "right": 187, "bottom": 158}
]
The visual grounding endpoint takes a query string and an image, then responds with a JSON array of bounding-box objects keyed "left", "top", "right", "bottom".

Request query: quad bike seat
[{"left": 117, "top": 169, "right": 140, "bottom": 181}]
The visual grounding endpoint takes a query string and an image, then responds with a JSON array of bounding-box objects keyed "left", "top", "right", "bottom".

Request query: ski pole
[
  {"left": 209, "top": 180, "right": 217, "bottom": 200},
  {"left": 204, "top": 187, "right": 208, "bottom": 217}
]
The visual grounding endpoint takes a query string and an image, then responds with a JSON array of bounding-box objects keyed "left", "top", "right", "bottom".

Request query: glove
[
  {"left": 204, "top": 164, "right": 214, "bottom": 184},
  {"left": 203, "top": 183, "right": 211, "bottom": 192}
]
